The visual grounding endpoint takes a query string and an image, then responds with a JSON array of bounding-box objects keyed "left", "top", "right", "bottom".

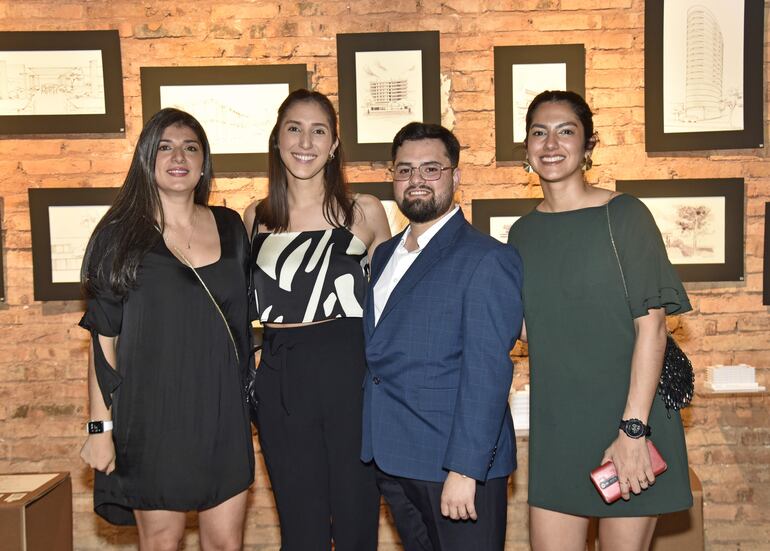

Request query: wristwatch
[
  {"left": 86, "top": 420, "right": 113, "bottom": 434},
  {"left": 619, "top": 418, "right": 651, "bottom": 439}
]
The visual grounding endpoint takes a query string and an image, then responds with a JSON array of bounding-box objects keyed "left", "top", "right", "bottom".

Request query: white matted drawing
[
  {"left": 663, "top": 0, "right": 744, "bottom": 134},
  {"left": 511, "top": 63, "right": 566, "bottom": 143},
  {"left": 160, "top": 83, "right": 288, "bottom": 155},
  {"left": 48, "top": 204, "right": 109, "bottom": 283},
  {"left": 355, "top": 50, "right": 423, "bottom": 144},
  {"left": 381, "top": 200, "right": 409, "bottom": 235},
  {"left": 490, "top": 216, "right": 521, "bottom": 243},
  {"left": 0, "top": 50, "right": 106, "bottom": 116},
  {"left": 641, "top": 196, "right": 725, "bottom": 264}
]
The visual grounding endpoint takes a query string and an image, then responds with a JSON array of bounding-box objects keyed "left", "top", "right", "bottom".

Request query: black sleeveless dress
[{"left": 80, "top": 206, "right": 255, "bottom": 525}]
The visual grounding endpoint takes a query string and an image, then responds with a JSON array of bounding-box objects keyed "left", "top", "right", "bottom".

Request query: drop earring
[
  {"left": 522, "top": 157, "right": 534, "bottom": 174},
  {"left": 581, "top": 155, "right": 593, "bottom": 171},
  {"left": 328, "top": 151, "right": 335, "bottom": 161}
]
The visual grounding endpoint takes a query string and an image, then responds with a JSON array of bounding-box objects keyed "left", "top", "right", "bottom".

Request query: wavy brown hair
[
  {"left": 81, "top": 108, "right": 213, "bottom": 296},
  {"left": 255, "top": 89, "right": 353, "bottom": 232}
]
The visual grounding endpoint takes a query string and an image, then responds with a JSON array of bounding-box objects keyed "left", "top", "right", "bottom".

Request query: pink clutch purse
[{"left": 590, "top": 439, "right": 667, "bottom": 504}]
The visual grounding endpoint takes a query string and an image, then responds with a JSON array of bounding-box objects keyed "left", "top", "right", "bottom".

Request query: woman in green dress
[{"left": 507, "top": 91, "right": 692, "bottom": 550}]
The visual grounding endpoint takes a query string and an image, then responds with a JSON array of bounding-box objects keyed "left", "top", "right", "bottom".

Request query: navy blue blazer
[{"left": 361, "top": 209, "right": 524, "bottom": 483}]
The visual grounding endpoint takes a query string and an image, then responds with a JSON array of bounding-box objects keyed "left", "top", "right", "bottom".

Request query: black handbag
[{"left": 606, "top": 203, "right": 694, "bottom": 415}]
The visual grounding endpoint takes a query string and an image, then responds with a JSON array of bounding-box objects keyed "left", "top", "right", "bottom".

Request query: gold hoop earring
[
  {"left": 582, "top": 155, "right": 593, "bottom": 171},
  {"left": 522, "top": 158, "right": 534, "bottom": 174}
]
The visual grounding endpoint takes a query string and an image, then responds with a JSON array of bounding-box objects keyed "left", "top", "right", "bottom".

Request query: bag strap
[
  {"left": 606, "top": 202, "right": 629, "bottom": 302},
  {"left": 173, "top": 245, "right": 240, "bottom": 365}
]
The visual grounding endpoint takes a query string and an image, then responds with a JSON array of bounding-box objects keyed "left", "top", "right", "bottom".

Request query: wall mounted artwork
[
  {"left": 337, "top": 31, "right": 441, "bottom": 162},
  {"left": 494, "top": 44, "right": 585, "bottom": 162},
  {"left": 471, "top": 198, "right": 541, "bottom": 243},
  {"left": 0, "top": 30, "right": 125, "bottom": 136},
  {"left": 644, "top": 0, "right": 764, "bottom": 152},
  {"left": 140, "top": 64, "right": 307, "bottom": 174},
  {"left": 350, "top": 182, "right": 408, "bottom": 236},
  {"left": 29, "top": 187, "right": 119, "bottom": 301},
  {"left": 616, "top": 179, "right": 744, "bottom": 282}
]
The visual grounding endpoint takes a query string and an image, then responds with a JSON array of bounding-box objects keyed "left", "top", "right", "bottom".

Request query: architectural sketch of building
[
  {"left": 0, "top": 50, "right": 106, "bottom": 116},
  {"left": 366, "top": 79, "right": 411, "bottom": 114},
  {"left": 663, "top": 0, "right": 744, "bottom": 133},
  {"left": 48, "top": 205, "right": 110, "bottom": 283}
]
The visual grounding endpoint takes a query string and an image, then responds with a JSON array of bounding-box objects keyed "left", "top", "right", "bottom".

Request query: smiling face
[
  {"left": 153, "top": 123, "right": 204, "bottom": 196},
  {"left": 525, "top": 101, "right": 590, "bottom": 186},
  {"left": 393, "top": 138, "right": 458, "bottom": 224},
  {"left": 277, "top": 100, "right": 339, "bottom": 184}
]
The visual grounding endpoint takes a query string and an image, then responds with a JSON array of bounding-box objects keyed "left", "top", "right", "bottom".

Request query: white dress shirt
[{"left": 373, "top": 205, "right": 460, "bottom": 326}]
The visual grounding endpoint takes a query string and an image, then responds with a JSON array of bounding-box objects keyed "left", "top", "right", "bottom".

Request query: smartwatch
[
  {"left": 87, "top": 420, "right": 114, "bottom": 434},
  {"left": 619, "top": 418, "right": 651, "bottom": 439}
]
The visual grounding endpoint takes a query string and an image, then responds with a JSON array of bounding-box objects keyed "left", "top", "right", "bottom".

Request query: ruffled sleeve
[
  {"left": 610, "top": 195, "right": 692, "bottom": 319},
  {"left": 78, "top": 236, "right": 124, "bottom": 408}
]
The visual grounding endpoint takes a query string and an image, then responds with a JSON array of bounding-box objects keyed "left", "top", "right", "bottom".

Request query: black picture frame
[
  {"left": 337, "top": 31, "right": 441, "bottom": 162},
  {"left": 140, "top": 64, "right": 307, "bottom": 174},
  {"left": 29, "top": 187, "right": 119, "bottom": 301},
  {"left": 0, "top": 30, "right": 125, "bottom": 137},
  {"left": 471, "top": 198, "right": 541, "bottom": 242},
  {"left": 644, "top": 0, "right": 764, "bottom": 152},
  {"left": 762, "top": 202, "right": 770, "bottom": 306},
  {"left": 494, "top": 44, "right": 585, "bottom": 162},
  {"left": 616, "top": 179, "right": 744, "bottom": 282},
  {"left": 350, "top": 181, "right": 409, "bottom": 236}
]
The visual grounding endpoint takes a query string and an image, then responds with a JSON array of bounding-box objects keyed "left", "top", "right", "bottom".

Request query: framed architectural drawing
[
  {"left": 616, "top": 179, "right": 744, "bottom": 282},
  {"left": 337, "top": 31, "right": 441, "bottom": 162},
  {"left": 351, "top": 182, "right": 408, "bottom": 235},
  {"left": 645, "top": 0, "right": 764, "bottom": 152},
  {"left": 471, "top": 198, "right": 541, "bottom": 242},
  {"left": 0, "top": 30, "right": 125, "bottom": 136},
  {"left": 140, "top": 64, "right": 307, "bottom": 173},
  {"left": 494, "top": 44, "right": 585, "bottom": 162},
  {"left": 29, "top": 187, "right": 119, "bottom": 301},
  {"left": 762, "top": 203, "right": 770, "bottom": 306}
]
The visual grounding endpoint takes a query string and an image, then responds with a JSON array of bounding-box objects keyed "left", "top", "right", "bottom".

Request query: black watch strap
[{"left": 619, "top": 418, "right": 651, "bottom": 439}]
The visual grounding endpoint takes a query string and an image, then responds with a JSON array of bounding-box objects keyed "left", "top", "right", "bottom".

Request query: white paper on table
[{"left": 0, "top": 473, "right": 58, "bottom": 493}]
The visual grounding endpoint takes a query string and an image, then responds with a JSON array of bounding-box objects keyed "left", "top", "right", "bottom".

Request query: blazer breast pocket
[{"left": 412, "top": 387, "right": 457, "bottom": 412}]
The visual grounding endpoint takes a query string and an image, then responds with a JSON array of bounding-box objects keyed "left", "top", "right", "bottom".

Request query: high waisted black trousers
[{"left": 254, "top": 318, "right": 380, "bottom": 551}]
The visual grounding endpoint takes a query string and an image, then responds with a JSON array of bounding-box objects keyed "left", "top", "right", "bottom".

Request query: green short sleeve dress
[{"left": 507, "top": 194, "right": 693, "bottom": 517}]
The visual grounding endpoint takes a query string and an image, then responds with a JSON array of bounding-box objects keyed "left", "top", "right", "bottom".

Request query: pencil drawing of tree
[{"left": 676, "top": 204, "right": 711, "bottom": 253}]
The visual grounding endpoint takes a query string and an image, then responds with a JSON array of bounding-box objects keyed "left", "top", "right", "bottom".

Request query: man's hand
[
  {"left": 440, "top": 471, "right": 477, "bottom": 520},
  {"left": 80, "top": 433, "right": 116, "bottom": 474}
]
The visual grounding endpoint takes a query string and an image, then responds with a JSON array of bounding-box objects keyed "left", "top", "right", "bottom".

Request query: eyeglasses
[{"left": 390, "top": 162, "right": 456, "bottom": 181}]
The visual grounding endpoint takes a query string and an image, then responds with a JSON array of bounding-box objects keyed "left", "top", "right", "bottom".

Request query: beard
[{"left": 397, "top": 185, "right": 454, "bottom": 224}]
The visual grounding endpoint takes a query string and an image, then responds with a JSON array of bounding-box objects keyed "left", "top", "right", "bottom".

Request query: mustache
[{"left": 404, "top": 185, "right": 434, "bottom": 193}]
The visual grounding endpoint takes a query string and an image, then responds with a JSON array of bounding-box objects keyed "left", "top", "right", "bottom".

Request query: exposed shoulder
[{"left": 353, "top": 193, "right": 386, "bottom": 219}]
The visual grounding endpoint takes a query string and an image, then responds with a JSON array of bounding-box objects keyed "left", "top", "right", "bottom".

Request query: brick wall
[{"left": 0, "top": 1, "right": 768, "bottom": 549}]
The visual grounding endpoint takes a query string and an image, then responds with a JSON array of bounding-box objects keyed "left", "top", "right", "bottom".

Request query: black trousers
[
  {"left": 376, "top": 468, "right": 509, "bottom": 551},
  {"left": 255, "top": 319, "right": 380, "bottom": 551}
]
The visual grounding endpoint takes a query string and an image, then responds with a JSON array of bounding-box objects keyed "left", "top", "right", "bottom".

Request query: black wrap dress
[{"left": 79, "top": 206, "right": 254, "bottom": 525}]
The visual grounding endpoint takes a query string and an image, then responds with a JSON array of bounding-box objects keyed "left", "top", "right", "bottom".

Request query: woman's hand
[
  {"left": 601, "top": 434, "right": 655, "bottom": 500},
  {"left": 80, "top": 433, "right": 116, "bottom": 474}
]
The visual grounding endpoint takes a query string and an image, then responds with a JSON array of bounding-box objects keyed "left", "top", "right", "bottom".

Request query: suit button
[{"left": 373, "top": 376, "right": 381, "bottom": 385}]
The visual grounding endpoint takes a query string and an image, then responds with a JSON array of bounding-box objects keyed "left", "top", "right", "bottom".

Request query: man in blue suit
[{"left": 361, "top": 122, "right": 524, "bottom": 550}]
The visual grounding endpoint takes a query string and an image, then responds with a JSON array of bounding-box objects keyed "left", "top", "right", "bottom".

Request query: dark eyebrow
[
  {"left": 284, "top": 118, "right": 330, "bottom": 129},
  {"left": 159, "top": 138, "right": 201, "bottom": 144},
  {"left": 530, "top": 121, "right": 579, "bottom": 129}
]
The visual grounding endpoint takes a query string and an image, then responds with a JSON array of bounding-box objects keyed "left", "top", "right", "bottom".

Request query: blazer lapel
[
  {"left": 375, "top": 209, "right": 465, "bottom": 329},
  {"left": 365, "top": 233, "right": 401, "bottom": 337}
]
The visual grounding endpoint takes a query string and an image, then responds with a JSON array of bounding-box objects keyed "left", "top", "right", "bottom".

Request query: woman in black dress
[{"left": 79, "top": 108, "right": 254, "bottom": 549}]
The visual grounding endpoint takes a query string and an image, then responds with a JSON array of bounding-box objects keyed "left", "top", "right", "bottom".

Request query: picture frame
[
  {"left": 29, "top": 187, "right": 119, "bottom": 301},
  {"left": 644, "top": 0, "right": 764, "bottom": 152},
  {"left": 494, "top": 44, "right": 586, "bottom": 162},
  {"left": 140, "top": 64, "right": 307, "bottom": 174},
  {"left": 615, "top": 178, "right": 744, "bottom": 282},
  {"left": 471, "top": 198, "right": 541, "bottom": 243},
  {"left": 337, "top": 31, "right": 441, "bottom": 162},
  {"left": 350, "top": 181, "right": 408, "bottom": 235},
  {"left": 762, "top": 202, "right": 770, "bottom": 306},
  {"left": 0, "top": 30, "right": 125, "bottom": 137}
]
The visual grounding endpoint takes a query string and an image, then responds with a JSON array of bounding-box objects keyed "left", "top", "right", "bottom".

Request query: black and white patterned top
[{"left": 250, "top": 227, "right": 369, "bottom": 323}]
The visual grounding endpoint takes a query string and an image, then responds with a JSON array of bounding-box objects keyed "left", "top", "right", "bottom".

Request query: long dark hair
[
  {"left": 524, "top": 90, "right": 596, "bottom": 150},
  {"left": 255, "top": 89, "right": 353, "bottom": 232},
  {"left": 81, "top": 108, "right": 213, "bottom": 296}
]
